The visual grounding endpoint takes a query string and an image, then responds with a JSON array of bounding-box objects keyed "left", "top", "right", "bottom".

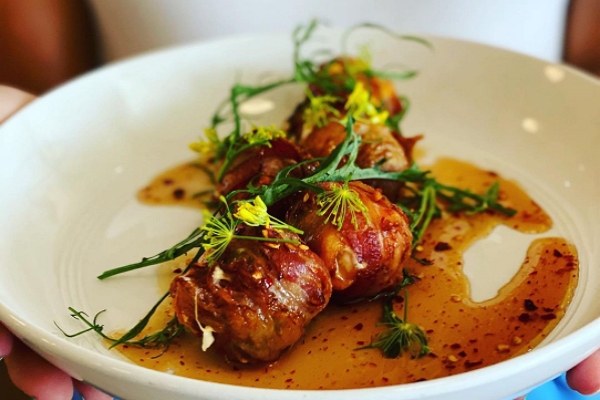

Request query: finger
[
  {"left": 74, "top": 380, "right": 114, "bottom": 400},
  {"left": 0, "top": 86, "right": 36, "bottom": 123},
  {"left": 566, "top": 350, "right": 600, "bottom": 395},
  {"left": 0, "top": 323, "right": 14, "bottom": 357},
  {"left": 4, "top": 339, "right": 74, "bottom": 400}
]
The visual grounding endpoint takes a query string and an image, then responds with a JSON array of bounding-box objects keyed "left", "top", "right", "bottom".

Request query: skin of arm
[{"left": 564, "top": 0, "right": 600, "bottom": 76}]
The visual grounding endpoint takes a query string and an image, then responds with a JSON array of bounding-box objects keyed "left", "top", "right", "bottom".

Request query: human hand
[
  {"left": 513, "top": 349, "right": 600, "bottom": 399},
  {"left": 0, "top": 85, "right": 111, "bottom": 400},
  {"left": 566, "top": 349, "right": 600, "bottom": 395}
]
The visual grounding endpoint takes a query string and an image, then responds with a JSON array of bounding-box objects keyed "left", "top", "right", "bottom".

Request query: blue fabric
[
  {"left": 71, "top": 391, "right": 120, "bottom": 400},
  {"left": 528, "top": 374, "right": 600, "bottom": 399}
]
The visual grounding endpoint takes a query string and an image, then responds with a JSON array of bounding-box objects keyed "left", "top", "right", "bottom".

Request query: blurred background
[{"left": 0, "top": 0, "right": 598, "bottom": 399}]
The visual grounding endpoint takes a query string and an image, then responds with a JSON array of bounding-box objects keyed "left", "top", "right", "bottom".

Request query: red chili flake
[
  {"left": 465, "top": 360, "right": 483, "bottom": 368},
  {"left": 541, "top": 313, "right": 557, "bottom": 321},
  {"left": 518, "top": 313, "right": 531, "bottom": 323},
  {"left": 356, "top": 341, "right": 365, "bottom": 346},
  {"left": 524, "top": 299, "right": 538, "bottom": 311},
  {"left": 341, "top": 315, "right": 349, "bottom": 320},
  {"left": 458, "top": 351, "right": 467, "bottom": 358},
  {"left": 285, "top": 378, "right": 293, "bottom": 383},
  {"left": 180, "top": 361, "right": 185, "bottom": 366},
  {"left": 353, "top": 323, "right": 364, "bottom": 331},
  {"left": 450, "top": 343, "right": 461, "bottom": 349},
  {"left": 543, "top": 307, "right": 555, "bottom": 312},
  {"left": 434, "top": 242, "right": 452, "bottom": 251},
  {"left": 163, "top": 179, "right": 174, "bottom": 185},
  {"left": 553, "top": 249, "right": 563, "bottom": 257},
  {"left": 382, "top": 377, "right": 389, "bottom": 382},
  {"left": 173, "top": 188, "right": 185, "bottom": 199},
  {"left": 173, "top": 268, "right": 182, "bottom": 274}
]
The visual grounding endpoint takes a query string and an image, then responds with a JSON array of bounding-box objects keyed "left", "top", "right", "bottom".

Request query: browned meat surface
[
  {"left": 302, "top": 121, "right": 410, "bottom": 172},
  {"left": 301, "top": 121, "right": 413, "bottom": 201},
  {"left": 216, "top": 138, "right": 306, "bottom": 197},
  {"left": 287, "top": 57, "right": 403, "bottom": 141},
  {"left": 170, "top": 225, "right": 332, "bottom": 364},
  {"left": 286, "top": 181, "right": 413, "bottom": 301}
]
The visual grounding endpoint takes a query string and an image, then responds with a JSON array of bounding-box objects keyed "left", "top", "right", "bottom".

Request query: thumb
[
  {"left": 4, "top": 340, "right": 74, "bottom": 400},
  {"left": 0, "top": 85, "right": 36, "bottom": 124}
]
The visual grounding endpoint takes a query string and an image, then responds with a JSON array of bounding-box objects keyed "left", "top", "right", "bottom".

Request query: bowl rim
[{"left": 1, "top": 30, "right": 599, "bottom": 399}]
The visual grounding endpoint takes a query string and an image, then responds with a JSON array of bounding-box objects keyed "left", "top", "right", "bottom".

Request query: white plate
[{"left": 1, "top": 28, "right": 599, "bottom": 400}]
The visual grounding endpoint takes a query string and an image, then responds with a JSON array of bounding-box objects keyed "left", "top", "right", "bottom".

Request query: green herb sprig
[
  {"left": 359, "top": 293, "right": 430, "bottom": 359},
  {"left": 356, "top": 269, "right": 429, "bottom": 358},
  {"left": 56, "top": 304, "right": 184, "bottom": 357},
  {"left": 398, "top": 178, "right": 517, "bottom": 249}
]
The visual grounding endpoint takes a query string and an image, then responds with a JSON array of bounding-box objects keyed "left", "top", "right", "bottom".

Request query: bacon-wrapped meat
[
  {"left": 301, "top": 121, "right": 420, "bottom": 201},
  {"left": 302, "top": 121, "right": 410, "bottom": 171},
  {"left": 287, "top": 57, "right": 403, "bottom": 141},
  {"left": 286, "top": 181, "right": 412, "bottom": 301},
  {"left": 170, "top": 226, "right": 332, "bottom": 364},
  {"left": 216, "top": 137, "right": 307, "bottom": 198}
]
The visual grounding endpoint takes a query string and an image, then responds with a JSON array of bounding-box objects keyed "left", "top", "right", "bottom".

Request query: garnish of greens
[
  {"left": 59, "top": 20, "right": 516, "bottom": 360},
  {"left": 357, "top": 292, "right": 430, "bottom": 358}
]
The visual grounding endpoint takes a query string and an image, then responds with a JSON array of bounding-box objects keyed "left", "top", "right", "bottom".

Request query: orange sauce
[
  {"left": 120, "top": 157, "right": 578, "bottom": 389},
  {"left": 137, "top": 161, "right": 216, "bottom": 208}
]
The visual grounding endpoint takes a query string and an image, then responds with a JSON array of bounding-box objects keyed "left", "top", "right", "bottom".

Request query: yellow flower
[
  {"left": 316, "top": 181, "right": 369, "bottom": 230},
  {"left": 344, "top": 82, "right": 389, "bottom": 125},
  {"left": 234, "top": 196, "right": 270, "bottom": 227},
  {"left": 234, "top": 196, "right": 303, "bottom": 234},
  {"left": 243, "top": 126, "right": 285, "bottom": 146},
  {"left": 189, "top": 128, "right": 220, "bottom": 159},
  {"left": 201, "top": 204, "right": 236, "bottom": 264},
  {"left": 303, "top": 90, "right": 341, "bottom": 129}
]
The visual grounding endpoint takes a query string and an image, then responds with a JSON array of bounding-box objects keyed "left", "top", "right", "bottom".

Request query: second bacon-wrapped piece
[
  {"left": 170, "top": 225, "right": 332, "bottom": 364},
  {"left": 286, "top": 181, "right": 413, "bottom": 302},
  {"left": 216, "top": 137, "right": 307, "bottom": 198}
]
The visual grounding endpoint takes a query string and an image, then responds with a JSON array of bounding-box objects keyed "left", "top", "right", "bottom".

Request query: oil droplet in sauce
[{"left": 120, "top": 157, "right": 578, "bottom": 389}]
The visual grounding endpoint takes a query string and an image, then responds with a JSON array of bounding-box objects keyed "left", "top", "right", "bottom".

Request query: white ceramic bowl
[{"left": 1, "top": 28, "right": 599, "bottom": 400}]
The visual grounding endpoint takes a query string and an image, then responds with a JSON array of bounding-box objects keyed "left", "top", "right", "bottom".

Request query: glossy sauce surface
[{"left": 119, "top": 158, "right": 578, "bottom": 389}]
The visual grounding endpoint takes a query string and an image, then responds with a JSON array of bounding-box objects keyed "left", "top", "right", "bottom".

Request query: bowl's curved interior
[{"left": 0, "top": 28, "right": 599, "bottom": 400}]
